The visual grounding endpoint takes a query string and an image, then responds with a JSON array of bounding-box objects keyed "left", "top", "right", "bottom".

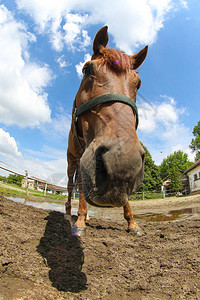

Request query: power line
[
  {"left": 0, "top": 165, "right": 67, "bottom": 191},
  {"left": 0, "top": 165, "right": 25, "bottom": 177},
  {"left": 0, "top": 160, "right": 25, "bottom": 174}
]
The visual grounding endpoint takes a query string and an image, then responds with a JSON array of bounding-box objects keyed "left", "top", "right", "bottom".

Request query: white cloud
[
  {"left": 138, "top": 95, "right": 181, "bottom": 133},
  {"left": 16, "top": 0, "right": 188, "bottom": 53},
  {"left": 138, "top": 102, "right": 157, "bottom": 133},
  {"left": 41, "top": 111, "right": 72, "bottom": 141},
  {"left": 138, "top": 95, "right": 194, "bottom": 164},
  {"left": 82, "top": 30, "right": 91, "bottom": 48},
  {"left": 0, "top": 128, "right": 22, "bottom": 157},
  {"left": 0, "top": 5, "right": 52, "bottom": 128},
  {"left": 179, "top": 0, "right": 188, "bottom": 9},
  {"left": 63, "top": 13, "right": 90, "bottom": 50},
  {"left": 57, "top": 55, "right": 70, "bottom": 69},
  {"left": 0, "top": 141, "right": 67, "bottom": 186},
  {"left": 23, "top": 155, "right": 67, "bottom": 183},
  {"left": 75, "top": 53, "right": 91, "bottom": 78}
]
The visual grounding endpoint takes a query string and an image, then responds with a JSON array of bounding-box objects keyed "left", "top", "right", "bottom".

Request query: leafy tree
[
  {"left": 169, "top": 163, "right": 182, "bottom": 191},
  {"left": 6, "top": 174, "right": 24, "bottom": 186},
  {"left": 0, "top": 176, "right": 7, "bottom": 182},
  {"left": 139, "top": 144, "right": 162, "bottom": 191},
  {"left": 189, "top": 120, "right": 200, "bottom": 161},
  {"left": 159, "top": 150, "right": 193, "bottom": 179}
]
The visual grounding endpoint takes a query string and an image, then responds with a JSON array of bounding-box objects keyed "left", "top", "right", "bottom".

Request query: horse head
[{"left": 72, "top": 26, "right": 148, "bottom": 208}]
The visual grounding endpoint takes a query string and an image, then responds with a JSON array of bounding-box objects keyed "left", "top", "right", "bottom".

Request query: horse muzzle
[{"left": 80, "top": 137, "right": 144, "bottom": 207}]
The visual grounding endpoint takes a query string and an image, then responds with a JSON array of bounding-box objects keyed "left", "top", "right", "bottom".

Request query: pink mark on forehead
[{"left": 114, "top": 60, "right": 119, "bottom": 65}]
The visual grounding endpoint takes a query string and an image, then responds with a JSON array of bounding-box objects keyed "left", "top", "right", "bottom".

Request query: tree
[
  {"left": 0, "top": 176, "right": 7, "bottom": 182},
  {"left": 189, "top": 120, "right": 200, "bottom": 161},
  {"left": 169, "top": 163, "right": 182, "bottom": 191},
  {"left": 159, "top": 150, "right": 193, "bottom": 179},
  {"left": 139, "top": 144, "right": 162, "bottom": 191},
  {"left": 6, "top": 174, "right": 24, "bottom": 186}
]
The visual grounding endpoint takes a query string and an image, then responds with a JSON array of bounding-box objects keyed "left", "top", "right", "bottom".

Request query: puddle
[
  {"left": 6, "top": 196, "right": 200, "bottom": 223},
  {"left": 7, "top": 197, "right": 98, "bottom": 217},
  {"left": 135, "top": 207, "right": 200, "bottom": 223}
]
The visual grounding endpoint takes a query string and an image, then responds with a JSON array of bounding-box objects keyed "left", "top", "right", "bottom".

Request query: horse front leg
[
  {"left": 66, "top": 152, "right": 77, "bottom": 216},
  {"left": 65, "top": 177, "right": 73, "bottom": 216},
  {"left": 75, "top": 166, "right": 87, "bottom": 228},
  {"left": 123, "top": 201, "right": 143, "bottom": 236}
]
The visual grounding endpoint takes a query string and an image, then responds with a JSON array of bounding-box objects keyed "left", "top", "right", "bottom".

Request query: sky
[{"left": 0, "top": 0, "right": 199, "bottom": 186}]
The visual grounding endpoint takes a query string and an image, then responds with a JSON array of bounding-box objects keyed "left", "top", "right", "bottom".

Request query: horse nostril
[
  {"left": 95, "top": 146, "right": 109, "bottom": 193},
  {"left": 142, "top": 152, "right": 145, "bottom": 163},
  {"left": 96, "top": 146, "right": 109, "bottom": 156}
]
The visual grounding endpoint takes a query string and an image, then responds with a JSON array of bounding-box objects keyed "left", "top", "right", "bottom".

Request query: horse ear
[
  {"left": 131, "top": 46, "right": 148, "bottom": 70},
  {"left": 93, "top": 26, "right": 109, "bottom": 56}
]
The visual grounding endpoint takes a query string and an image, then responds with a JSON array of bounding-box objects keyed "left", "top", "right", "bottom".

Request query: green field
[{"left": 0, "top": 182, "right": 67, "bottom": 202}]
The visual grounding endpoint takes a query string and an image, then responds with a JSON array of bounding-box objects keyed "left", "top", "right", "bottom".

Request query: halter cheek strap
[{"left": 73, "top": 93, "right": 139, "bottom": 150}]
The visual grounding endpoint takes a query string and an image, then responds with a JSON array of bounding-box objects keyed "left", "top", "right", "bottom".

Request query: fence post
[
  {"left": 143, "top": 192, "right": 145, "bottom": 200},
  {"left": 25, "top": 170, "right": 29, "bottom": 197},
  {"left": 163, "top": 190, "right": 165, "bottom": 199},
  {"left": 44, "top": 183, "right": 47, "bottom": 196}
]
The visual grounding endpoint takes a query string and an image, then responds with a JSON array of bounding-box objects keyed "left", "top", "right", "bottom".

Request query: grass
[
  {"left": 0, "top": 182, "right": 67, "bottom": 203},
  {"left": 2, "top": 182, "right": 26, "bottom": 191},
  {"left": 0, "top": 186, "right": 26, "bottom": 198}
]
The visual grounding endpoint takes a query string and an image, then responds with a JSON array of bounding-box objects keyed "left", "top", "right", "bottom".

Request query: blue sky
[{"left": 0, "top": 0, "right": 199, "bottom": 186}]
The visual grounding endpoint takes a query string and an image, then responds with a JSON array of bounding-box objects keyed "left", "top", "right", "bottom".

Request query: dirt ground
[{"left": 0, "top": 195, "right": 200, "bottom": 300}]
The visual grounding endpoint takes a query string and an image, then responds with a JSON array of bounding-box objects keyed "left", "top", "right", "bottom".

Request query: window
[{"left": 194, "top": 174, "right": 197, "bottom": 180}]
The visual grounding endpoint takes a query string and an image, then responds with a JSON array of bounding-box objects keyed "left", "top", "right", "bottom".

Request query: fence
[
  {"left": 0, "top": 163, "right": 190, "bottom": 201},
  {"left": 68, "top": 187, "right": 189, "bottom": 202},
  {"left": 129, "top": 188, "right": 189, "bottom": 201},
  {"left": 0, "top": 164, "right": 67, "bottom": 197}
]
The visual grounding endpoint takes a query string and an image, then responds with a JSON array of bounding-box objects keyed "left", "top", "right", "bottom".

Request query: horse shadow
[{"left": 37, "top": 211, "right": 87, "bottom": 293}]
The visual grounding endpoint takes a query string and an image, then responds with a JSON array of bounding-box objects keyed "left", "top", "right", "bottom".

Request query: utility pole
[{"left": 25, "top": 170, "right": 29, "bottom": 197}]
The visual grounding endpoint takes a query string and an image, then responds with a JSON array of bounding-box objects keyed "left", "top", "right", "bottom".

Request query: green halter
[{"left": 73, "top": 93, "right": 139, "bottom": 150}]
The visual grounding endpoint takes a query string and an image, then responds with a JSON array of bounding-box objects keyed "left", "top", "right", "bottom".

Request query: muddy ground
[{"left": 0, "top": 195, "right": 200, "bottom": 300}]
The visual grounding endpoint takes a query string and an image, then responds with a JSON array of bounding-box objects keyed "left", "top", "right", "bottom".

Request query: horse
[{"left": 66, "top": 26, "right": 148, "bottom": 235}]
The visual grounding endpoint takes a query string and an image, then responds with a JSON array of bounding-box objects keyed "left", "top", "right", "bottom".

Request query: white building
[{"left": 185, "top": 159, "right": 200, "bottom": 194}]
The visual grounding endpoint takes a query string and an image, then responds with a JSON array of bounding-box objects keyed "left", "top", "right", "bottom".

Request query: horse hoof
[
  {"left": 127, "top": 226, "right": 144, "bottom": 236},
  {"left": 71, "top": 224, "right": 86, "bottom": 237}
]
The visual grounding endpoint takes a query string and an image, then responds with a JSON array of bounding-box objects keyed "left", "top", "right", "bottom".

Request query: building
[
  {"left": 38, "top": 182, "right": 68, "bottom": 195},
  {"left": 162, "top": 170, "right": 189, "bottom": 195},
  {"left": 21, "top": 178, "right": 36, "bottom": 190},
  {"left": 185, "top": 159, "right": 200, "bottom": 194},
  {"left": 21, "top": 176, "right": 67, "bottom": 195}
]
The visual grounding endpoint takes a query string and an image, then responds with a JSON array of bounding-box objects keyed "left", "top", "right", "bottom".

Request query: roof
[
  {"left": 162, "top": 174, "right": 170, "bottom": 182},
  {"left": 48, "top": 184, "right": 67, "bottom": 192},
  {"left": 30, "top": 176, "right": 46, "bottom": 183},
  {"left": 162, "top": 169, "right": 184, "bottom": 182},
  {"left": 38, "top": 182, "right": 67, "bottom": 191},
  {"left": 184, "top": 159, "right": 200, "bottom": 174},
  {"left": 29, "top": 176, "right": 67, "bottom": 191}
]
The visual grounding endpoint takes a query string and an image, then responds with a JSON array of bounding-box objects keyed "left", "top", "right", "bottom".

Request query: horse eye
[
  {"left": 137, "top": 79, "right": 141, "bottom": 90},
  {"left": 82, "top": 64, "right": 92, "bottom": 76}
]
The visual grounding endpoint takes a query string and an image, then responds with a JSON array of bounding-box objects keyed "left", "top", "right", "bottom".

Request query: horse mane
[{"left": 97, "top": 46, "right": 134, "bottom": 73}]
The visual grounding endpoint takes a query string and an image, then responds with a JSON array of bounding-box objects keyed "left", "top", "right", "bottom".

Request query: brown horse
[{"left": 66, "top": 26, "right": 148, "bottom": 235}]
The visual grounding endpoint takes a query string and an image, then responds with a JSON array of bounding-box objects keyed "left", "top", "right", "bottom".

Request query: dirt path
[
  {"left": 0, "top": 195, "right": 200, "bottom": 299},
  {"left": 0, "top": 182, "right": 26, "bottom": 193},
  {"left": 130, "top": 194, "right": 200, "bottom": 213}
]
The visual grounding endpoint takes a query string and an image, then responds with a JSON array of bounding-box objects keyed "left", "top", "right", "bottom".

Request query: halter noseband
[{"left": 73, "top": 93, "right": 139, "bottom": 150}]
